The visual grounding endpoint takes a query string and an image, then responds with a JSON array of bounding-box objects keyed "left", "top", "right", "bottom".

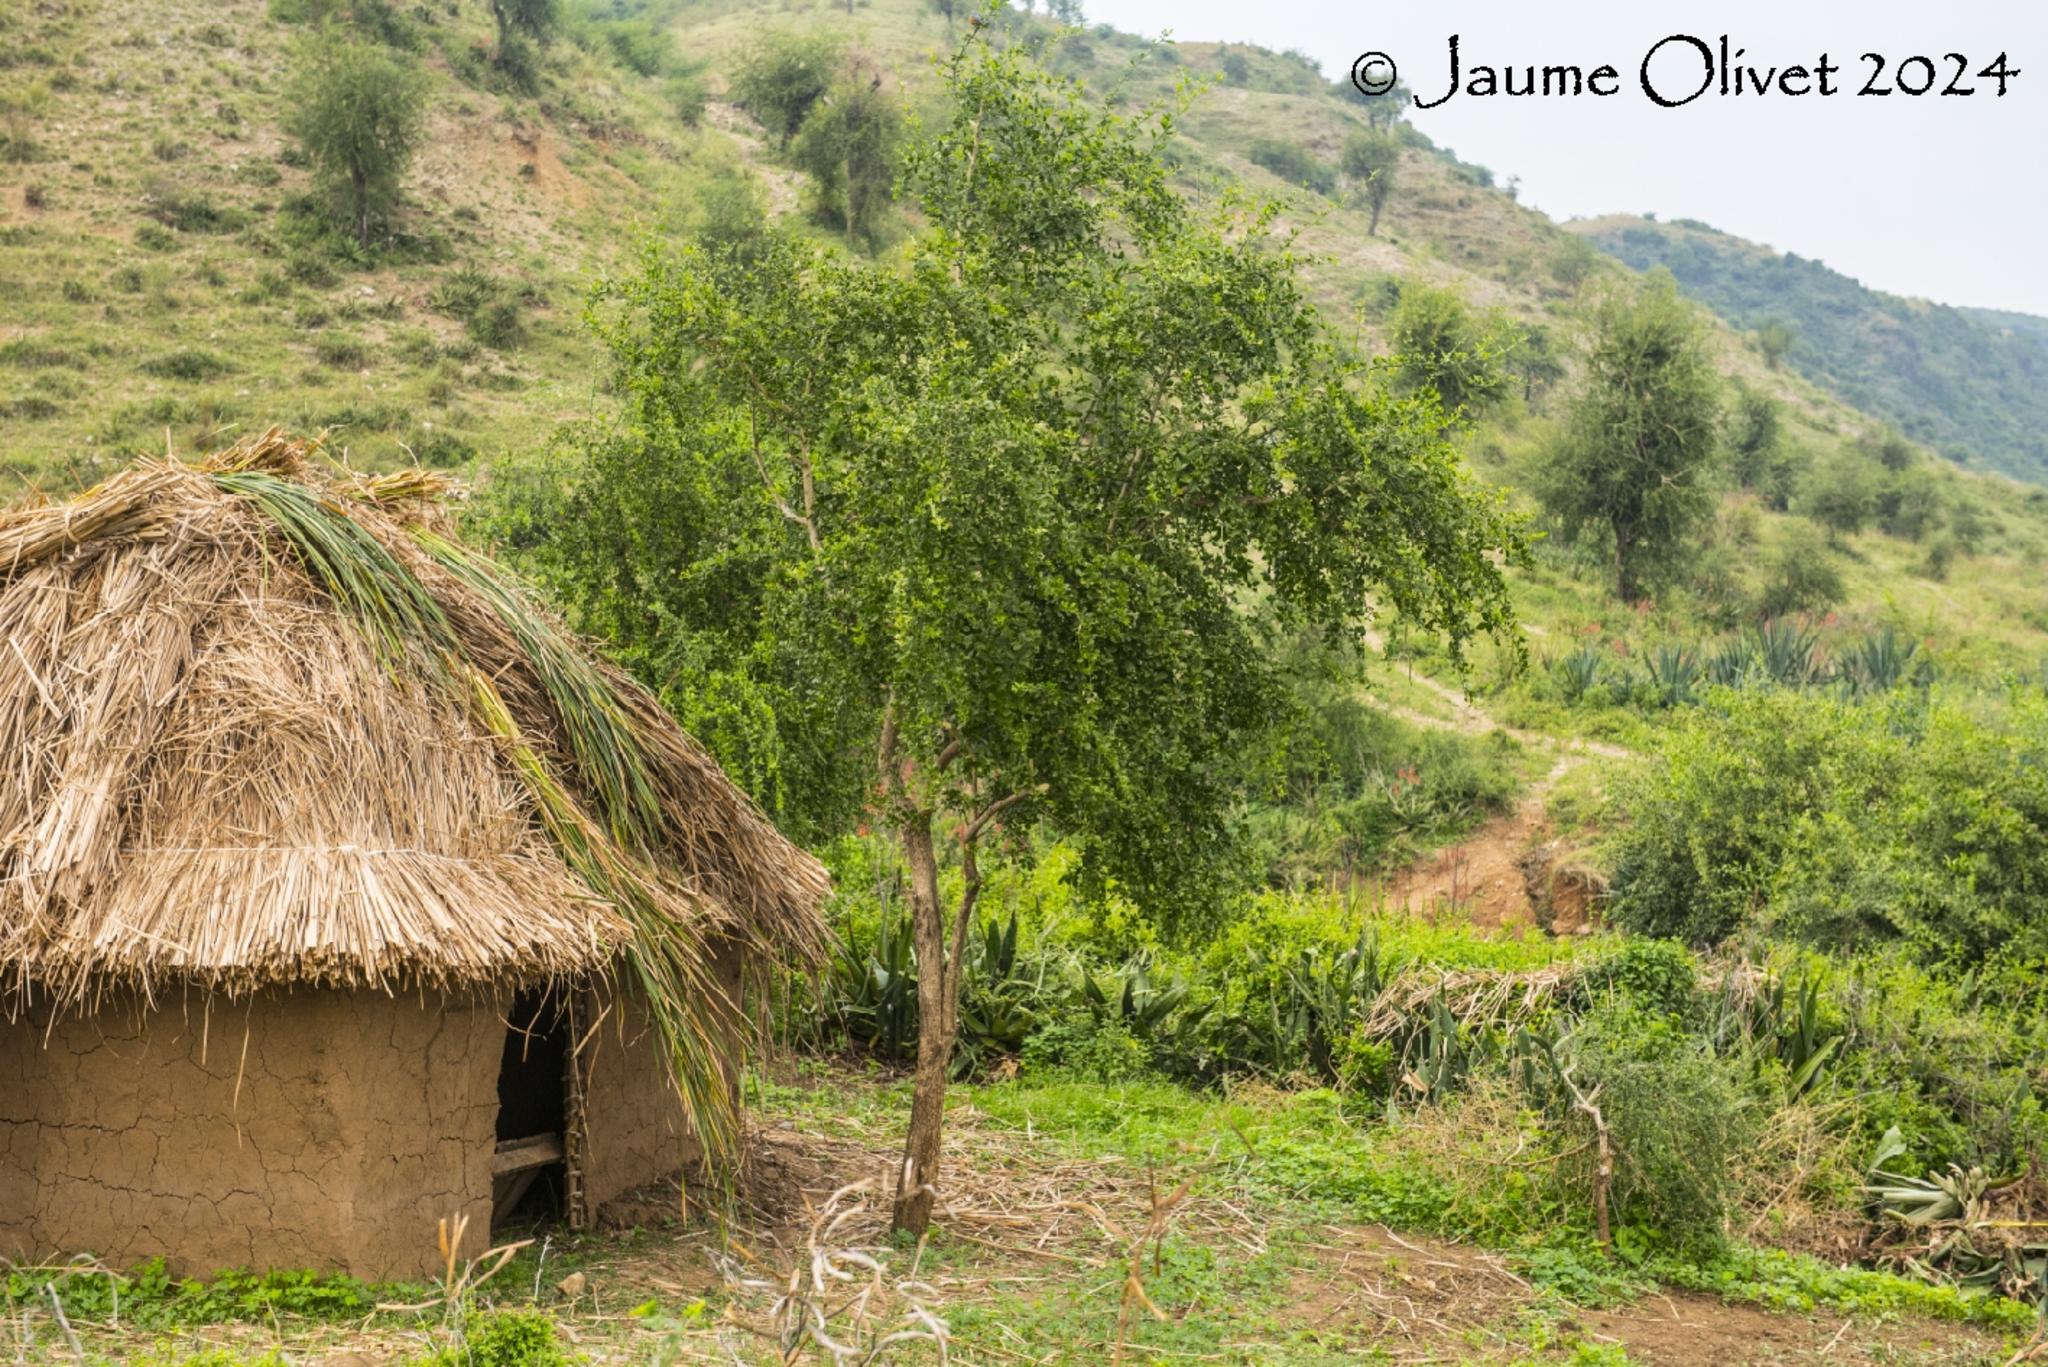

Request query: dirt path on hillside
[{"left": 1366, "top": 634, "right": 1628, "bottom": 930}]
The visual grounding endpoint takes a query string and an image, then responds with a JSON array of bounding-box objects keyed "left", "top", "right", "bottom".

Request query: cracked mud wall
[
  {"left": 578, "top": 949, "right": 742, "bottom": 1223},
  {"left": 0, "top": 989, "right": 503, "bottom": 1280}
]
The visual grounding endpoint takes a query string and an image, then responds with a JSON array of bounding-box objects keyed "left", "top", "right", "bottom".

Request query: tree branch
[{"left": 961, "top": 784, "right": 1044, "bottom": 846}]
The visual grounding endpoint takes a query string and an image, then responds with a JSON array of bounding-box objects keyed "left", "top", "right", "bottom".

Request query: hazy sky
[{"left": 1084, "top": 0, "right": 2048, "bottom": 315}]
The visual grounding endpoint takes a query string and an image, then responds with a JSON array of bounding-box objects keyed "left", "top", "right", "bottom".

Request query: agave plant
[
  {"left": 1705, "top": 637, "right": 1756, "bottom": 687},
  {"left": 1864, "top": 1127, "right": 2048, "bottom": 1301},
  {"left": 1750, "top": 618, "right": 1824, "bottom": 686},
  {"left": 1841, "top": 626, "right": 1928, "bottom": 696},
  {"left": 1555, "top": 646, "right": 1604, "bottom": 703},
  {"left": 1644, "top": 644, "right": 1702, "bottom": 708}
]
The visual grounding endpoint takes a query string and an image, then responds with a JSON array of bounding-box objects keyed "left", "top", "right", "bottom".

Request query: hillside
[{"left": 1575, "top": 214, "right": 2048, "bottom": 486}]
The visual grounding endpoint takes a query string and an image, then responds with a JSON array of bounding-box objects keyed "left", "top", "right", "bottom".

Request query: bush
[
  {"left": 313, "top": 331, "right": 367, "bottom": 368},
  {"left": 1755, "top": 526, "right": 1843, "bottom": 618},
  {"left": 139, "top": 349, "right": 235, "bottom": 380},
  {"left": 411, "top": 1309, "right": 570, "bottom": 1367},
  {"left": 1387, "top": 282, "right": 1510, "bottom": 417},
  {"left": 731, "top": 29, "right": 843, "bottom": 148},
  {"left": 1606, "top": 687, "right": 2048, "bottom": 977},
  {"left": 1558, "top": 1003, "right": 1751, "bottom": 1251},
  {"left": 1245, "top": 137, "right": 1334, "bottom": 196}
]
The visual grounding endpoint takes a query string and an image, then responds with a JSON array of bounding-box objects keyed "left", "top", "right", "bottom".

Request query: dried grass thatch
[{"left": 0, "top": 430, "right": 829, "bottom": 1011}]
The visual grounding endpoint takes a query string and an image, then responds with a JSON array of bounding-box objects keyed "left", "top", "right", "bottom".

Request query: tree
[
  {"left": 693, "top": 167, "right": 767, "bottom": 262},
  {"left": 283, "top": 31, "right": 428, "bottom": 247},
  {"left": 1339, "top": 130, "right": 1399, "bottom": 235},
  {"left": 1535, "top": 276, "right": 1721, "bottom": 601},
  {"left": 520, "top": 35, "right": 1525, "bottom": 1236},
  {"left": 790, "top": 72, "right": 902, "bottom": 247},
  {"left": 1754, "top": 317, "right": 1794, "bottom": 370},
  {"left": 732, "top": 29, "right": 843, "bottom": 149},
  {"left": 487, "top": 0, "right": 556, "bottom": 60},
  {"left": 1387, "top": 282, "right": 1510, "bottom": 418},
  {"left": 1800, "top": 449, "right": 1876, "bottom": 542},
  {"left": 1724, "top": 383, "right": 1805, "bottom": 509}
]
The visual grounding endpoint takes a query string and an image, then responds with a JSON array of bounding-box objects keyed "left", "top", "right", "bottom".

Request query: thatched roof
[{"left": 0, "top": 431, "right": 830, "bottom": 1007}]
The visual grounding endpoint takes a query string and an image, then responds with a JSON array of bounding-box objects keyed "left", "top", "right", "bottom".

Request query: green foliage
[
  {"left": 1576, "top": 938, "right": 1698, "bottom": 1019},
  {"left": 1798, "top": 448, "right": 1875, "bottom": 540},
  {"left": 429, "top": 267, "right": 524, "bottom": 349},
  {"left": 1561, "top": 1004, "right": 1751, "bottom": 1250},
  {"left": 1245, "top": 137, "right": 1332, "bottom": 197},
  {"left": 1753, "top": 317, "right": 1793, "bottom": 369},
  {"left": 789, "top": 71, "right": 902, "bottom": 246},
  {"left": 1592, "top": 220, "right": 2048, "bottom": 485},
  {"left": 1606, "top": 686, "right": 2048, "bottom": 979},
  {"left": 1386, "top": 282, "right": 1510, "bottom": 419},
  {"left": 139, "top": 349, "right": 235, "bottom": 380},
  {"left": 411, "top": 1309, "right": 573, "bottom": 1366},
  {"left": 1534, "top": 274, "right": 1721, "bottom": 601},
  {"left": 731, "top": 28, "right": 843, "bottom": 148},
  {"left": 692, "top": 168, "right": 766, "bottom": 260},
  {"left": 1, "top": 1259, "right": 399, "bottom": 1330},
  {"left": 1722, "top": 384, "right": 1803, "bottom": 509},
  {"left": 1754, "top": 525, "right": 1843, "bottom": 619},
  {"left": 1338, "top": 130, "right": 1398, "bottom": 234},
  {"left": 506, "top": 33, "right": 1524, "bottom": 904},
  {"left": 283, "top": 29, "right": 429, "bottom": 246}
]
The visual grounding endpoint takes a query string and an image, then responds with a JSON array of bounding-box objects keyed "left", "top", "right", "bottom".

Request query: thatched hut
[{"left": 0, "top": 433, "right": 829, "bottom": 1278}]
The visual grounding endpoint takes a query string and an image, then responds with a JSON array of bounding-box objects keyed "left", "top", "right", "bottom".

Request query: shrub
[
  {"left": 1557, "top": 1003, "right": 1751, "bottom": 1251},
  {"left": 313, "top": 331, "right": 367, "bottom": 368},
  {"left": 1387, "top": 282, "right": 1511, "bottom": 418},
  {"left": 139, "top": 349, "right": 234, "bottom": 381},
  {"left": 1755, "top": 526, "right": 1843, "bottom": 618},
  {"left": 731, "top": 29, "right": 843, "bottom": 148},
  {"left": 411, "top": 1308, "right": 569, "bottom": 1367},
  {"left": 136, "top": 222, "right": 181, "bottom": 252},
  {"left": 1607, "top": 687, "right": 2048, "bottom": 977},
  {"left": 1245, "top": 137, "right": 1334, "bottom": 196}
]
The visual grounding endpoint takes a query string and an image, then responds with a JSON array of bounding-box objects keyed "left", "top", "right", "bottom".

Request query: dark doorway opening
[{"left": 492, "top": 989, "right": 570, "bottom": 1230}]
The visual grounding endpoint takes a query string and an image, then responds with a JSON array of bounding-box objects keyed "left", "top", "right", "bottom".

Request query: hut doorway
[{"left": 493, "top": 990, "right": 571, "bottom": 1229}]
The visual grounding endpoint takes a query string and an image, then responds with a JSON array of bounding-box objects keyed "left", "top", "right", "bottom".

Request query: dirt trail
[{"left": 1366, "top": 634, "right": 1628, "bottom": 929}]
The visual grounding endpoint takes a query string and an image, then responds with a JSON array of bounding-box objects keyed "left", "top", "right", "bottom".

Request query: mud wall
[
  {"left": 577, "top": 950, "right": 742, "bottom": 1222},
  {"left": 0, "top": 990, "right": 502, "bottom": 1279}
]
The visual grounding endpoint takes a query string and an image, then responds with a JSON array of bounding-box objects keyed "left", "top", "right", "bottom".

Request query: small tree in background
[
  {"left": 1725, "top": 383, "right": 1805, "bottom": 510},
  {"left": 1535, "top": 275, "right": 1721, "bottom": 601},
  {"left": 284, "top": 31, "right": 428, "bottom": 247},
  {"left": 520, "top": 33, "right": 1525, "bottom": 1238},
  {"left": 694, "top": 167, "right": 768, "bottom": 261},
  {"left": 1801, "top": 448, "right": 1876, "bottom": 542},
  {"left": 1754, "top": 317, "right": 1795, "bottom": 370},
  {"left": 487, "top": 0, "right": 557, "bottom": 65},
  {"left": 1339, "top": 129, "right": 1399, "bottom": 235},
  {"left": 791, "top": 71, "right": 902, "bottom": 247},
  {"left": 1387, "top": 282, "right": 1510, "bottom": 418},
  {"left": 733, "top": 28, "right": 844, "bottom": 149}
]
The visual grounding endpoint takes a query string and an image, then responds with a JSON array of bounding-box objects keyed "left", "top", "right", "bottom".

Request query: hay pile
[{"left": 0, "top": 431, "right": 829, "bottom": 1011}]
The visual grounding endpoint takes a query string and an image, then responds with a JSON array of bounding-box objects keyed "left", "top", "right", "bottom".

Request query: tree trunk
[
  {"left": 891, "top": 809, "right": 951, "bottom": 1235},
  {"left": 1368, "top": 199, "right": 1382, "bottom": 236},
  {"left": 351, "top": 165, "right": 369, "bottom": 248}
]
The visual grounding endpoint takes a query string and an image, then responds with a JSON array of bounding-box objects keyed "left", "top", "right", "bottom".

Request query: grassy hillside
[
  {"left": 1575, "top": 214, "right": 2048, "bottom": 487},
  {"left": 3, "top": 0, "right": 2046, "bottom": 673}
]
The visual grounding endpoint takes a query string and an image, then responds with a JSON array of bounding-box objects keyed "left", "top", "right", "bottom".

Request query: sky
[{"left": 1082, "top": 0, "right": 2048, "bottom": 316}]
